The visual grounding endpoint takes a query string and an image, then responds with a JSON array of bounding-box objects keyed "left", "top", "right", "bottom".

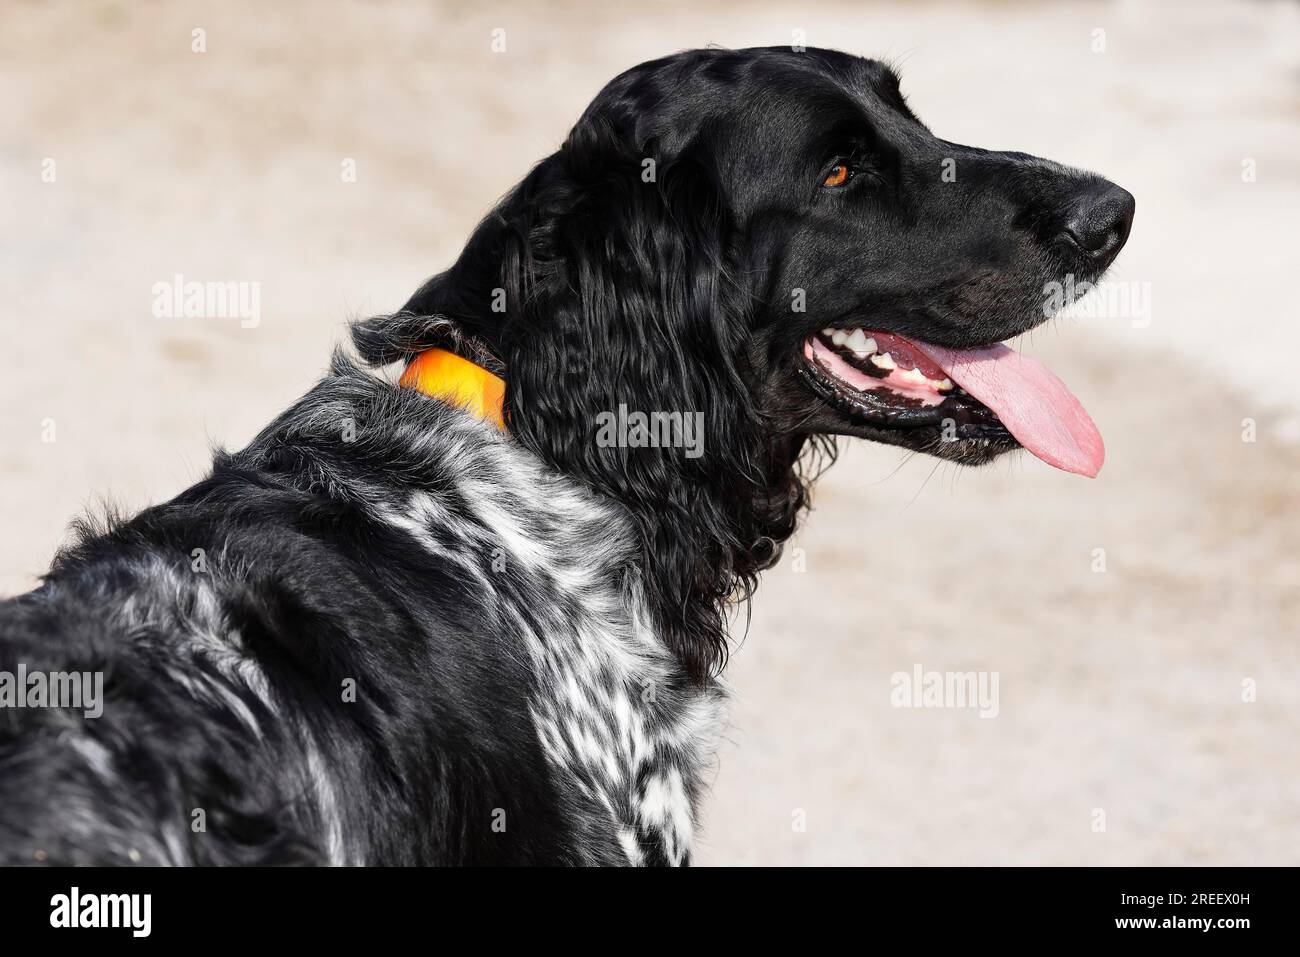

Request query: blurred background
[{"left": 2, "top": 0, "right": 1297, "bottom": 864}]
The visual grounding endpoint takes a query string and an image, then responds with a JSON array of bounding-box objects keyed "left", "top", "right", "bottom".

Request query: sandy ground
[{"left": 1, "top": 0, "right": 1298, "bottom": 865}]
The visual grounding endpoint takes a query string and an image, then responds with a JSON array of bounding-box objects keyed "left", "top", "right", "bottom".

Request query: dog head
[{"left": 355, "top": 47, "right": 1133, "bottom": 681}]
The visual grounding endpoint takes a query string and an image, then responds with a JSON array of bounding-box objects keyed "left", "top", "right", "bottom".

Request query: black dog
[{"left": 0, "top": 47, "right": 1131, "bottom": 865}]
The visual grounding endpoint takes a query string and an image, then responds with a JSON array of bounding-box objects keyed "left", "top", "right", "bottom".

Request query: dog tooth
[
  {"left": 845, "top": 328, "right": 871, "bottom": 356},
  {"left": 935, "top": 377, "right": 954, "bottom": 391},
  {"left": 871, "top": 352, "right": 897, "bottom": 371},
  {"left": 831, "top": 329, "right": 849, "bottom": 346},
  {"left": 863, "top": 337, "right": 878, "bottom": 355},
  {"left": 822, "top": 327, "right": 836, "bottom": 337}
]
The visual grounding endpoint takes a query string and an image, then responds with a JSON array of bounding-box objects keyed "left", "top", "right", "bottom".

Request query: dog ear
[
  {"left": 500, "top": 134, "right": 800, "bottom": 686},
  {"left": 507, "top": 141, "right": 748, "bottom": 457}
]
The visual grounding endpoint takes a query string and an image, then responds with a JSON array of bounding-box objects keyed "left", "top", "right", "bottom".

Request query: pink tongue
[{"left": 913, "top": 341, "right": 1105, "bottom": 477}]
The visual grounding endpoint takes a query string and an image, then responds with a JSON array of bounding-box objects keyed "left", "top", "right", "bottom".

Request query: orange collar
[{"left": 399, "top": 348, "right": 506, "bottom": 430}]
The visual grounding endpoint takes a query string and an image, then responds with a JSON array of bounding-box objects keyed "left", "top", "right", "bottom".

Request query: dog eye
[{"left": 822, "top": 163, "right": 852, "bottom": 188}]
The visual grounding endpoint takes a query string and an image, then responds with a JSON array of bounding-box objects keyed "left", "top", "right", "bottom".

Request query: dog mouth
[{"left": 798, "top": 328, "right": 1105, "bottom": 477}]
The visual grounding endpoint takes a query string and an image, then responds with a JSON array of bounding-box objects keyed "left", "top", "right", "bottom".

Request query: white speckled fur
[{"left": 373, "top": 406, "right": 727, "bottom": 865}]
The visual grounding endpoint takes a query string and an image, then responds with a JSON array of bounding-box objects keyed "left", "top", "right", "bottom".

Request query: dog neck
[{"left": 395, "top": 340, "right": 818, "bottom": 686}]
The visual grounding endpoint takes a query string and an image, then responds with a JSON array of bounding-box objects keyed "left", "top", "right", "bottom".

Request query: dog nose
[{"left": 1061, "top": 182, "right": 1135, "bottom": 261}]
